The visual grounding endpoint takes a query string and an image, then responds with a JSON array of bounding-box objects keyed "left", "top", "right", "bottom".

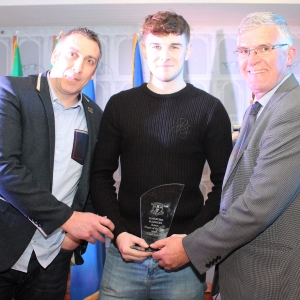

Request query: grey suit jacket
[
  {"left": 0, "top": 71, "right": 102, "bottom": 272},
  {"left": 183, "top": 74, "right": 300, "bottom": 300}
]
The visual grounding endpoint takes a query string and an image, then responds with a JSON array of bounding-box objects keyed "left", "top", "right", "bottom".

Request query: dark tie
[{"left": 238, "top": 101, "right": 262, "bottom": 155}]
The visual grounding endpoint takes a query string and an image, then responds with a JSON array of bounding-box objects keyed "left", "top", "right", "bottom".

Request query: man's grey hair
[{"left": 238, "top": 12, "right": 293, "bottom": 46}]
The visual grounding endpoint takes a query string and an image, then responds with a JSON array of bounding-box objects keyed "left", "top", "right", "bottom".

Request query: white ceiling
[{"left": 0, "top": 1, "right": 299, "bottom": 28}]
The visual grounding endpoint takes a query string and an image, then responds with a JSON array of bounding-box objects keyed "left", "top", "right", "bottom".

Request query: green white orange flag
[
  {"left": 12, "top": 35, "right": 23, "bottom": 76},
  {"left": 50, "top": 31, "right": 63, "bottom": 69}
]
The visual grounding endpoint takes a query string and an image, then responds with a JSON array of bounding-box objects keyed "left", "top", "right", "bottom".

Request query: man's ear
[
  {"left": 185, "top": 43, "right": 193, "bottom": 61},
  {"left": 141, "top": 41, "right": 147, "bottom": 59},
  {"left": 287, "top": 45, "right": 297, "bottom": 66}
]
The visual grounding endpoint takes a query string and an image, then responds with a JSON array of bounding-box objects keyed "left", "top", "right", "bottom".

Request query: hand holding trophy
[{"left": 131, "top": 183, "right": 184, "bottom": 252}]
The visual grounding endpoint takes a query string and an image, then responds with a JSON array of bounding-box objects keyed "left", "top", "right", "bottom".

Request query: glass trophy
[{"left": 131, "top": 183, "right": 184, "bottom": 252}]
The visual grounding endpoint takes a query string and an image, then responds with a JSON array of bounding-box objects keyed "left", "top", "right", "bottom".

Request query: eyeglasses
[{"left": 233, "top": 44, "right": 288, "bottom": 59}]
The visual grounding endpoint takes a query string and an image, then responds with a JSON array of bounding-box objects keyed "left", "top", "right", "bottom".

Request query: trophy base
[{"left": 130, "top": 245, "right": 159, "bottom": 252}]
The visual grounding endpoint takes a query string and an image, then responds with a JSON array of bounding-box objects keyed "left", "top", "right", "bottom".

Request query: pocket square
[{"left": 71, "top": 129, "right": 89, "bottom": 165}]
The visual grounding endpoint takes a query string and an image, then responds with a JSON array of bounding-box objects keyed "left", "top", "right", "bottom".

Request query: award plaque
[{"left": 131, "top": 183, "right": 184, "bottom": 251}]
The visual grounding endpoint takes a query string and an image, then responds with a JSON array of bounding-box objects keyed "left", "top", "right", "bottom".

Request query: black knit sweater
[{"left": 90, "top": 83, "right": 232, "bottom": 240}]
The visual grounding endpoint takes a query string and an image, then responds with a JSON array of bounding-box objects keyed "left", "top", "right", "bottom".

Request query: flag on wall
[
  {"left": 12, "top": 35, "right": 23, "bottom": 76},
  {"left": 70, "top": 79, "right": 106, "bottom": 300},
  {"left": 50, "top": 31, "right": 63, "bottom": 69},
  {"left": 132, "top": 33, "right": 144, "bottom": 87},
  {"left": 82, "top": 80, "right": 96, "bottom": 101}
]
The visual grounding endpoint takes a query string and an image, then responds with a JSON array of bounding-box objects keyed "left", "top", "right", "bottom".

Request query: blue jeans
[
  {"left": 0, "top": 248, "right": 72, "bottom": 300},
  {"left": 99, "top": 243, "right": 206, "bottom": 300}
]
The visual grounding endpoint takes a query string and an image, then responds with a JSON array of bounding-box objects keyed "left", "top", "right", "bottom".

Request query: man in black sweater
[{"left": 90, "top": 11, "right": 232, "bottom": 300}]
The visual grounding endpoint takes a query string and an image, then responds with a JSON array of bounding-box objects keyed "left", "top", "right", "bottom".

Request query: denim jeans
[
  {"left": 0, "top": 248, "right": 72, "bottom": 300},
  {"left": 99, "top": 243, "right": 206, "bottom": 300}
]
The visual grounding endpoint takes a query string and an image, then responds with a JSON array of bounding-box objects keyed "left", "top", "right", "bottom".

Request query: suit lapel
[
  {"left": 81, "top": 95, "right": 96, "bottom": 176},
  {"left": 223, "top": 74, "right": 299, "bottom": 187},
  {"left": 36, "top": 71, "right": 55, "bottom": 187},
  {"left": 222, "top": 107, "right": 250, "bottom": 187}
]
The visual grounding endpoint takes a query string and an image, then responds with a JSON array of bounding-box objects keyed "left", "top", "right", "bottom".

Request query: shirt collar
[{"left": 253, "top": 73, "right": 291, "bottom": 108}]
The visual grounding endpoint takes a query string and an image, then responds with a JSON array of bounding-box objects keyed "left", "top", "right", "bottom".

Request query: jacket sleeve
[{"left": 183, "top": 91, "right": 300, "bottom": 275}]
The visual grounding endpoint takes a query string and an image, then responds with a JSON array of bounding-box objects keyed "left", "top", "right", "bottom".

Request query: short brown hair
[
  {"left": 58, "top": 27, "right": 102, "bottom": 59},
  {"left": 141, "top": 11, "right": 190, "bottom": 42}
]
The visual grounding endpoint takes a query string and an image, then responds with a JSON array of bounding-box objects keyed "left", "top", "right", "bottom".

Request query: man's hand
[
  {"left": 61, "top": 232, "right": 82, "bottom": 251},
  {"left": 151, "top": 234, "right": 190, "bottom": 270},
  {"left": 60, "top": 211, "right": 114, "bottom": 244},
  {"left": 116, "top": 232, "right": 153, "bottom": 262}
]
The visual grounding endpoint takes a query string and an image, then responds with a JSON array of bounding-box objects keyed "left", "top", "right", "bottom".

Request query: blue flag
[
  {"left": 132, "top": 33, "right": 144, "bottom": 87},
  {"left": 70, "top": 79, "right": 106, "bottom": 300},
  {"left": 82, "top": 79, "right": 96, "bottom": 101}
]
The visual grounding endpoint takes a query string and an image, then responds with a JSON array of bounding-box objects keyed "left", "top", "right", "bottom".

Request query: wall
[{"left": 2, "top": 25, "right": 300, "bottom": 118}]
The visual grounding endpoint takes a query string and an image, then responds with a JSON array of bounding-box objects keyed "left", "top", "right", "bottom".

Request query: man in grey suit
[
  {"left": 0, "top": 28, "right": 114, "bottom": 300},
  {"left": 151, "top": 12, "right": 300, "bottom": 300}
]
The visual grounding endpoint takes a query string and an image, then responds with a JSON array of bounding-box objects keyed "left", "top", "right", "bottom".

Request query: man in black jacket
[{"left": 0, "top": 28, "right": 114, "bottom": 300}]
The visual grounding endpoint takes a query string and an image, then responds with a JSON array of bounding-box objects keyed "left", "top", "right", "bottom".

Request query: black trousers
[{"left": 0, "top": 248, "right": 72, "bottom": 300}]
